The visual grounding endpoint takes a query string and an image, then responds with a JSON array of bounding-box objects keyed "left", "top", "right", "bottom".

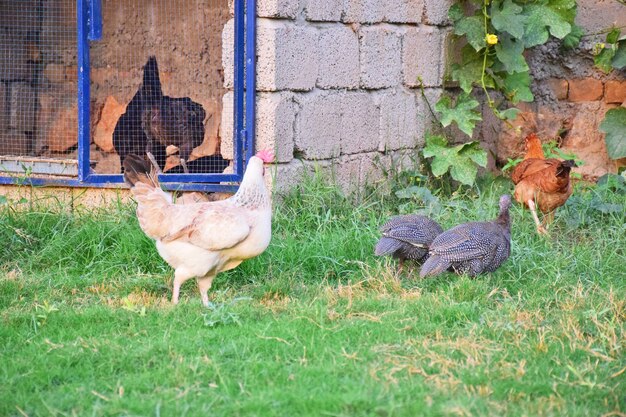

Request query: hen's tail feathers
[
  {"left": 374, "top": 237, "right": 403, "bottom": 257},
  {"left": 141, "top": 56, "right": 163, "bottom": 105},
  {"left": 419, "top": 255, "right": 451, "bottom": 278},
  {"left": 556, "top": 159, "right": 577, "bottom": 177},
  {"left": 122, "top": 154, "right": 159, "bottom": 188},
  {"left": 124, "top": 154, "right": 172, "bottom": 240}
]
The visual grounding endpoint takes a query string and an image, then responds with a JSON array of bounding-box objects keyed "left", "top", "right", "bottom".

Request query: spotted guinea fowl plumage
[
  {"left": 419, "top": 195, "right": 512, "bottom": 278},
  {"left": 375, "top": 215, "right": 444, "bottom": 266}
]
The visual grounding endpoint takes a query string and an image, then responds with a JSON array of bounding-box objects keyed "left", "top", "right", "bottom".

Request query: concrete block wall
[{"left": 221, "top": 0, "right": 451, "bottom": 195}]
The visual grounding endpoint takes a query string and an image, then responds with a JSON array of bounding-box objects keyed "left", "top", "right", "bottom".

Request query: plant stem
[{"left": 480, "top": 0, "right": 494, "bottom": 109}]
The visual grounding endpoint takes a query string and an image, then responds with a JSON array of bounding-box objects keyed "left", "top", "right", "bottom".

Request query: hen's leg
[
  {"left": 172, "top": 269, "right": 194, "bottom": 305},
  {"left": 180, "top": 158, "right": 189, "bottom": 174},
  {"left": 527, "top": 199, "right": 548, "bottom": 235},
  {"left": 197, "top": 275, "right": 216, "bottom": 307},
  {"left": 146, "top": 152, "right": 163, "bottom": 175}
]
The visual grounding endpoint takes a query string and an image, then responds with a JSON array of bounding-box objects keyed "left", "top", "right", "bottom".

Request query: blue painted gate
[{"left": 0, "top": 0, "right": 256, "bottom": 193}]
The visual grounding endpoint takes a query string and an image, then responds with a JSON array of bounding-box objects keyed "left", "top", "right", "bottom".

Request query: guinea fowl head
[{"left": 496, "top": 194, "right": 512, "bottom": 230}]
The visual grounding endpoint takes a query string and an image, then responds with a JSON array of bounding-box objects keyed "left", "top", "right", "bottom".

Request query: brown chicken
[{"left": 511, "top": 133, "right": 577, "bottom": 234}]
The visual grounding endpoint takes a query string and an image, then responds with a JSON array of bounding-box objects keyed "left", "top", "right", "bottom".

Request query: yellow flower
[{"left": 486, "top": 34, "right": 498, "bottom": 45}]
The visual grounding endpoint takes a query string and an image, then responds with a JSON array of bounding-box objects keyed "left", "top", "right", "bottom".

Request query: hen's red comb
[{"left": 256, "top": 149, "right": 275, "bottom": 163}]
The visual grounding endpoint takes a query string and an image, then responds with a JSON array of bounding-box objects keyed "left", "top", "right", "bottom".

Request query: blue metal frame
[{"left": 0, "top": 0, "right": 255, "bottom": 193}]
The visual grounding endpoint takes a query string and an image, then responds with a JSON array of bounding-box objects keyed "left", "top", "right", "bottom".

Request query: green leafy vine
[{"left": 421, "top": 0, "right": 580, "bottom": 187}]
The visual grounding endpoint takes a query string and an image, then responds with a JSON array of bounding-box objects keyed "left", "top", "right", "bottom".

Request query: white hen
[{"left": 123, "top": 150, "right": 274, "bottom": 306}]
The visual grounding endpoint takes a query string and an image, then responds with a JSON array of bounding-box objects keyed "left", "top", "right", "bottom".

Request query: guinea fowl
[
  {"left": 511, "top": 133, "right": 577, "bottom": 235},
  {"left": 419, "top": 195, "right": 512, "bottom": 278},
  {"left": 374, "top": 215, "right": 443, "bottom": 269},
  {"left": 123, "top": 149, "right": 274, "bottom": 306}
]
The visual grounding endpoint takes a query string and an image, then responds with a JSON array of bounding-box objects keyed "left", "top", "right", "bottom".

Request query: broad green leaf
[
  {"left": 502, "top": 71, "right": 534, "bottom": 103},
  {"left": 599, "top": 108, "right": 626, "bottom": 159},
  {"left": 458, "top": 141, "right": 488, "bottom": 167},
  {"left": 498, "top": 107, "right": 522, "bottom": 121},
  {"left": 451, "top": 45, "right": 487, "bottom": 93},
  {"left": 0, "top": 195, "right": 6, "bottom": 205},
  {"left": 523, "top": 4, "right": 572, "bottom": 47},
  {"left": 450, "top": 157, "right": 480, "bottom": 186},
  {"left": 448, "top": 3, "right": 464, "bottom": 22},
  {"left": 606, "top": 27, "right": 621, "bottom": 44},
  {"left": 562, "top": 24, "right": 584, "bottom": 49},
  {"left": 612, "top": 40, "right": 626, "bottom": 69},
  {"left": 454, "top": 15, "right": 487, "bottom": 51},
  {"left": 491, "top": 0, "right": 526, "bottom": 40},
  {"left": 435, "top": 94, "right": 482, "bottom": 137},
  {"left": 395, "top": 186, "right": 439, "bottom": 206},
  {"left": 422, "top": 134, "right": 448, "bottom": 159},
  {"left": 594, "top": 46, "right": 616, "bottom": 74},
  {"left": 495, "top": 34, "right": 529, "bottom": 74},
  {"left": 422, "top": 135, "right": 486, "bottom": 185}
]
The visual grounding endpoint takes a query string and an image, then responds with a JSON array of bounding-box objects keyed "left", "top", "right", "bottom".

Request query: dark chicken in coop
[{"left": 113, "top": 56, "right": 229, "bottom": 174}]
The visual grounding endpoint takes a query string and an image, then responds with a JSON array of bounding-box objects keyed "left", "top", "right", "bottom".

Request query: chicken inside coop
[{"left": 113, "top": 56, "right": 229, "bottom": 175}]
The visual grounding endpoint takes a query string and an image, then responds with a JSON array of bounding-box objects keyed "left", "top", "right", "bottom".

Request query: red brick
[
  {"left": 568, "top": 78, "right": 603, "bottom": 102},
  {"left": 46, "top": 104, "right": 78, "bottom": 152},
  {"left": 93, "top": 95, "right": 125, "bottom": 153},
  {"left": 546, "top": 78, "right": 568, "bottom": 100},
  {"left": 604, "top": 80, "right": 626, "bottom": 104}
]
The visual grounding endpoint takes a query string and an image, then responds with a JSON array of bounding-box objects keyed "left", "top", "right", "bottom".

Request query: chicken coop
[{"left": 0, "top": 0, "right": 256, "bottom": 192}]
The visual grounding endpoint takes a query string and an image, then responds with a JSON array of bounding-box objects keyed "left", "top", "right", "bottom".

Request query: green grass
[{"left": 0, "top": 176, "right": 624, "bottom": 417}]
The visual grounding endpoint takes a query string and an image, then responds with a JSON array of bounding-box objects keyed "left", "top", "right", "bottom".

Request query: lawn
[{"left": 0, "top": 175, "right": 624, "bottom": 417}]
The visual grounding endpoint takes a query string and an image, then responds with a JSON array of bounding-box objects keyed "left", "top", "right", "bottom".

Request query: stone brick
[
  {"left": 271, "top": 159, "right": 307, "bottom": 197},
  {"left": 417, "top": 87, "right": 443, "bottom": 133},
  {"left": 0, "top": 29, "right": 29, "bottom": 81},
  {"left": 379, "top": 89, "right": 420, "bottom": 151},
  {"left": 403, "top": 26, "right": 443, "bottom": 88},
  {"left": 423, "top": 0, "right": 454, "bottom": 25},
  {"left": 341, "top": 92, "right": 380, "bottom": 154},
  {"left": 304, "top": 0, "right": 343, "bottom": 21},
  {"left": 257, "top": 19, "right": 318, "bottom": 91},
  {"left": 9, "top": 83, "right": 36, "bottom": 132},
  {"left": 343, "top": 0, "right": 384, "bottom": 23},
  {"left": 331, "top": 154, "right": 362, "bottom": 195},
  {"left": 360, "top": 27, "right": 402, "bottom": 89},
  {"left": 0, "top": 82, "right": 6, "bottom": 131},
  {"left": 604, "top": 80, "right": 626, "bottom": 104},
  {"left": 360, "top": 151, "right": 391, "bottom": 190},
  {"left": 0, "top": 1, "right": 39, "bottom": 30},
  {"left": 317, "top": 25, "right": 359, "bottom": 89},
  {"left": 256, "top": 92, "right": 296, "bottom": 163},
  {"left": 384, "top": 0, "right": 424, "bottom": 24},
  {"left": 46, "top": 104, "right": 78, "bottom": 153},
  {"left": 546, "top": 78, "right": 569, "bottom": 101},
  {"left": 94, "top": 95, "right": 125, "bottom": 153},
  {"left": 94, "top": 152, "right": 122, "bottom": 174},
  {"left": 219, "top": 91, "right": 235, "bottom": 159},
  {"left": 222, "top": 19, "right": 235, "bottom": 89},
  {"left": 0, "top": 131, "right": 31, "bottom": 156},
  {"left": 568, "top": 78, "right": 603, "bottom": 102},
  {"left": 257, "top": 0, "right": 299, "bottom": 18},
  {"left": 64, "top": 66, "right": 79, "bottom": 83},
  {"left": 43, "top": 64, "right": 67, "bottom": 84},
  {"left": 294, "top": 91, "right": 342, "bottom": 159}
]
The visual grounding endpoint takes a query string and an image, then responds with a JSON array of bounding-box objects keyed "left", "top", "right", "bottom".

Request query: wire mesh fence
[
  {"left": 0, "top": 0, "right": 233, "bottom": 179},
  {"left": 0, "top": 0, "right": 78, "bottom": 172}
]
